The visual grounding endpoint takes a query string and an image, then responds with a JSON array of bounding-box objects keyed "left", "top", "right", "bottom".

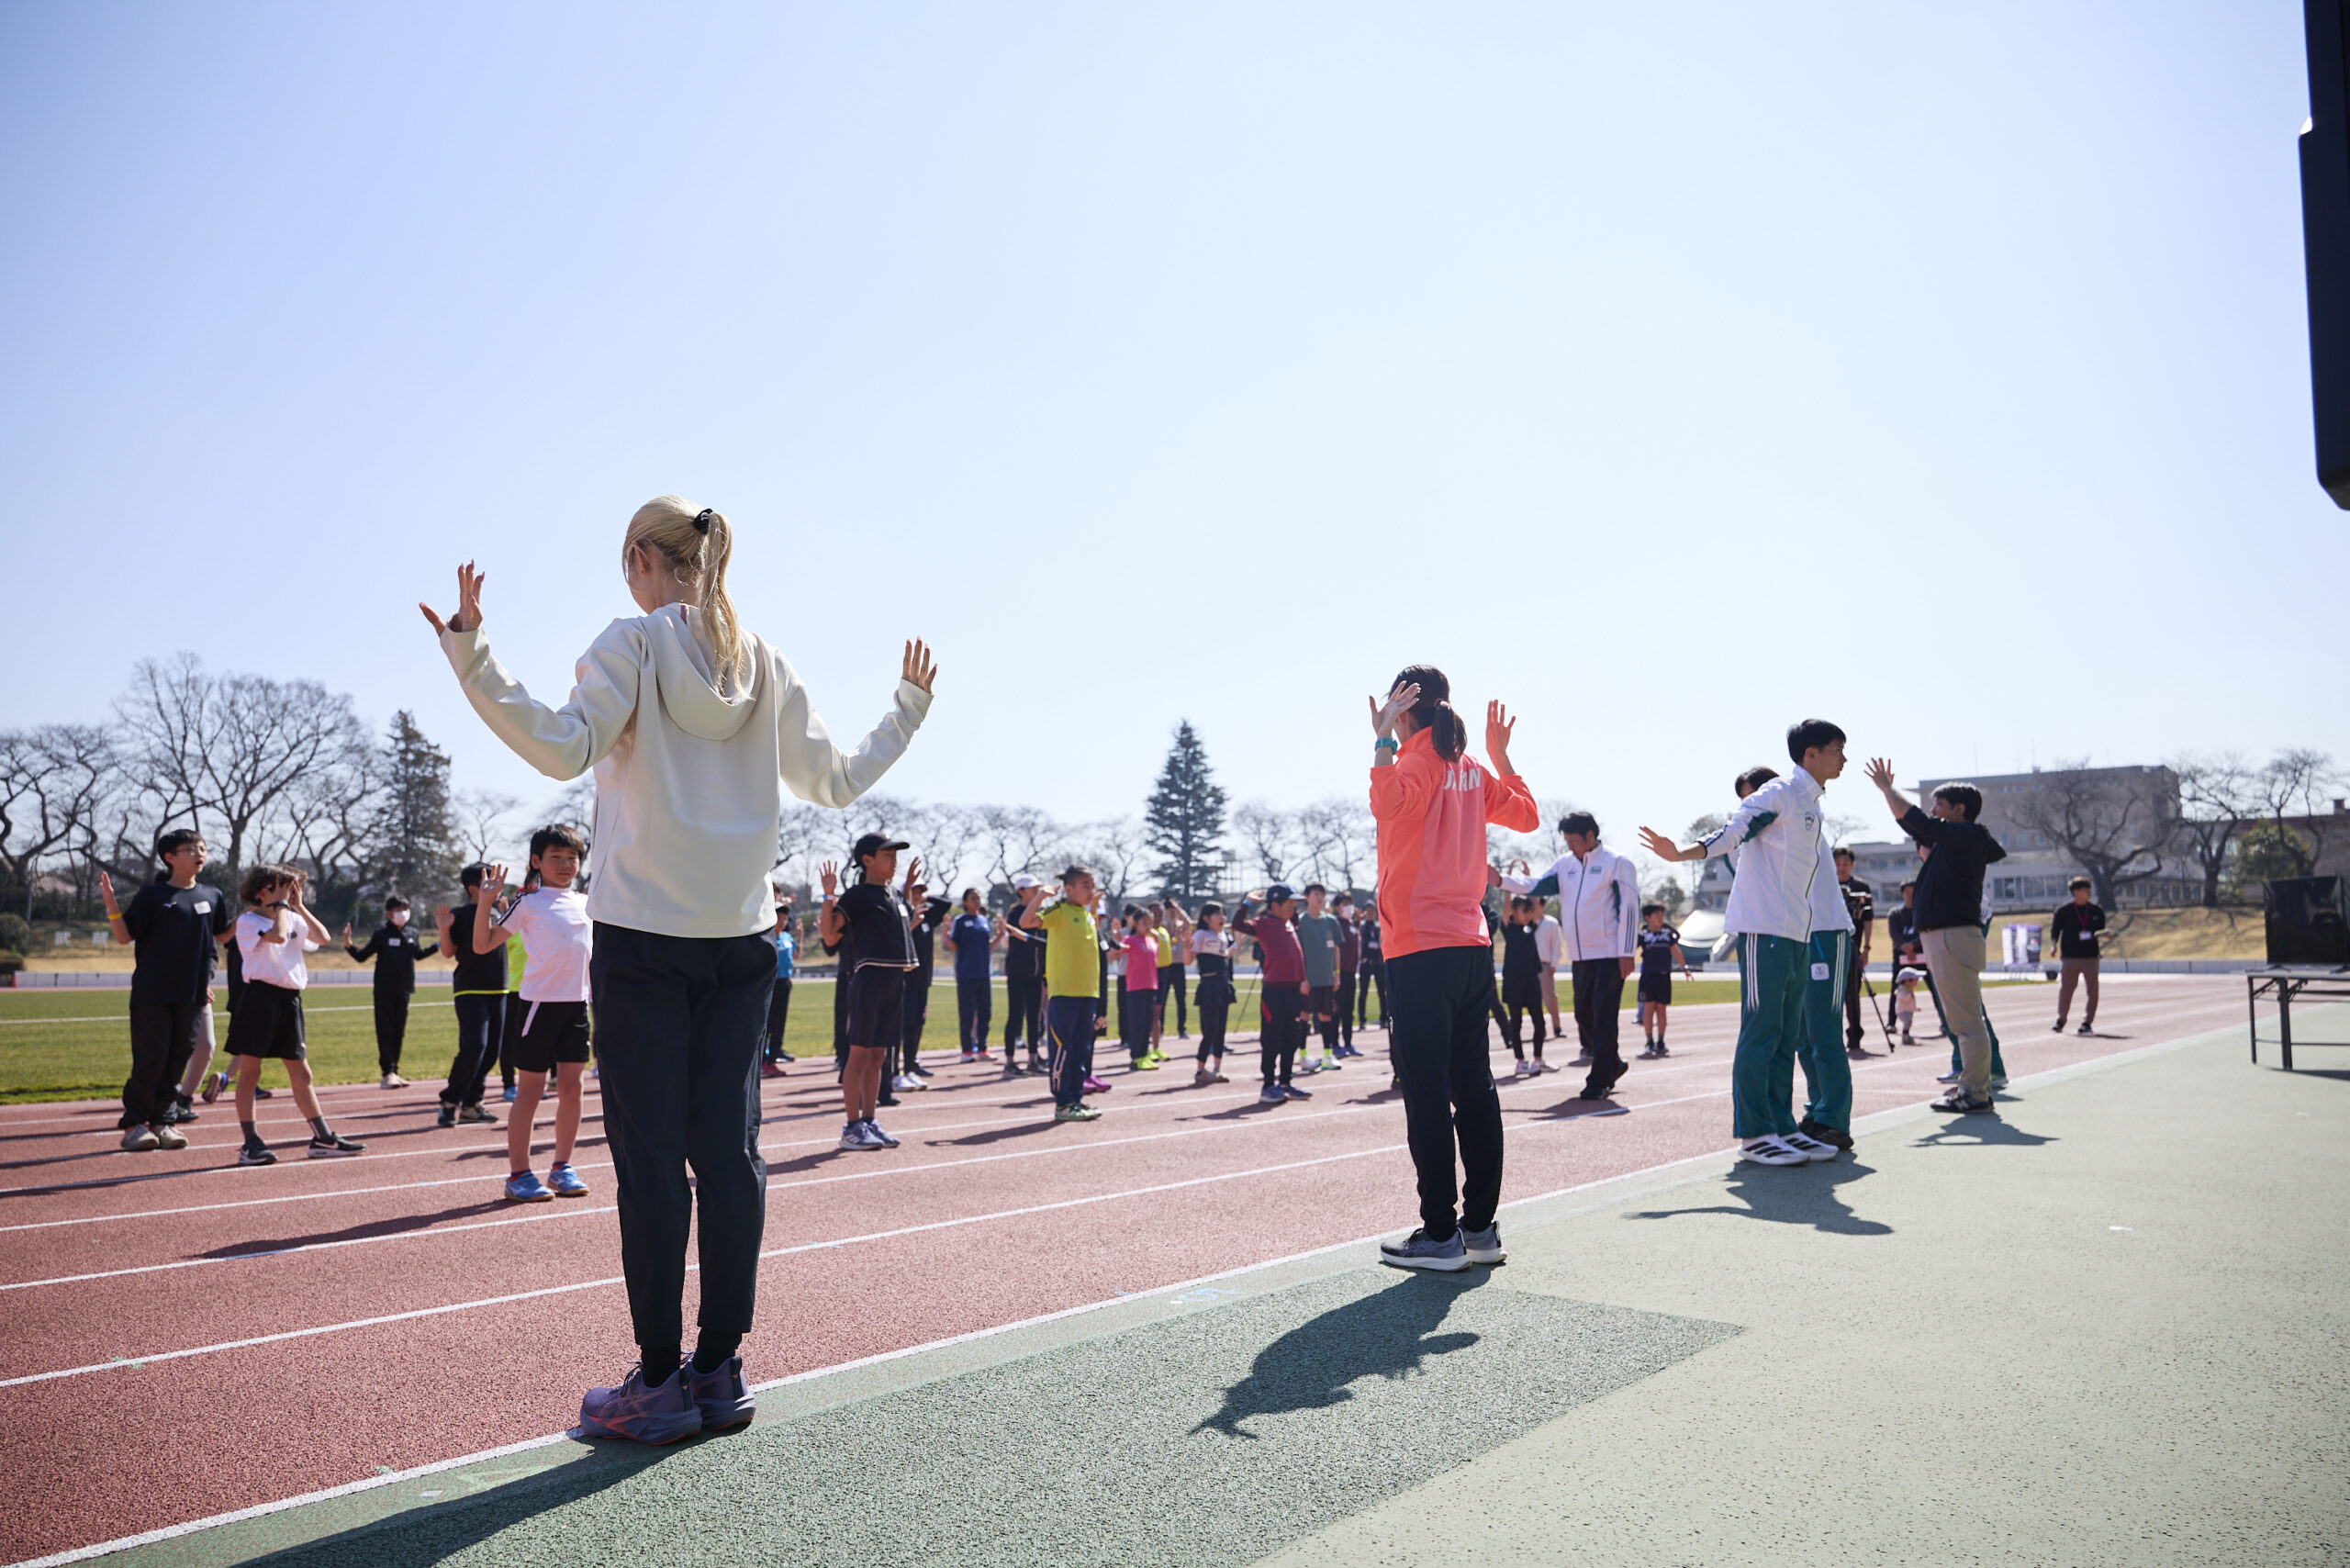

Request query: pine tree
[
  {"left": 369, "top": 711, "right": 459, "bottom": 902},
  {"left": 1144, "top": 720, "right": 1228, "bottom": 900}
]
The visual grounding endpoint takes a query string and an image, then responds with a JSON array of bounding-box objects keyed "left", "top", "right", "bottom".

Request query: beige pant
[
  {"left": 1922, "top": 925, "right": 1993, "bottom": 1098},
  {"left": 2056, "top": 958, "right": 2099, "bottom": 1026},
  {"left": 1540, "top": 965, "right": 1561, "bottom": 1025}
]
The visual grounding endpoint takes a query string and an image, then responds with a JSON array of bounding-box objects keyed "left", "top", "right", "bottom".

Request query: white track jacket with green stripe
[{"left": 1697, "top": 765, "right": 1828, "bottom": 942}]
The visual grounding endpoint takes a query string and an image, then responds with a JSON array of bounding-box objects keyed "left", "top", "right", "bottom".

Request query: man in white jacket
[{"left": 1500, "top": 812, "right": 1640, "bottom": 1101}]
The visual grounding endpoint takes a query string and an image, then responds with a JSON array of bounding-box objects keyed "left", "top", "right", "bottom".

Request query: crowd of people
[{"left": 84, "top": 495, "right": 2115, "bottom": 1449}]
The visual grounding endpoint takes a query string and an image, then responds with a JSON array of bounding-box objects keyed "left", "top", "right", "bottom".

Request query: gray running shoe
[
  {"left": 577, "top": 1364, "right": 703, "bottom": 1445},
  {"left": 457, "top": 1103, "right": 498, "bottom": 1126},
  {"left": 1258, "top": 1083, "right": 1286, "bottom": 1104},
  {"left": 688, "top": 1355, "right": 755, "bottom": 1432},
  {"left": 1379, "top": 1227, "right": 1470, "bottom": 1271},
  {"left": 151, "top": 1124, "right": 187, "bottom": 1150},
  {"left": 1054, "top": 1102, "right": 1102, "bottom": 1123},
  {"left": 1460, "top": 1223, "right": 1505, "bottom": 1265}
]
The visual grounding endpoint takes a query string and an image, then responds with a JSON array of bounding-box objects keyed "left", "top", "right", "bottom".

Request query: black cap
[
  {"left": 852, "top": 833, "right": 910, "bottom": 863},
  {"left": 1265, "top": 883, "right": 1299, "bottom": 903}
]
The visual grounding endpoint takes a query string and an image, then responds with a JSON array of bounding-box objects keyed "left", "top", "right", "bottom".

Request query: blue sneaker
[
  {"left": 688, "top": 1355, "right": 755, "bottom": 1431},
  {"left": 548, "top": 1162, "right": 588, "bottom": 1197},
  {"left": 1281, "top": 1082, "right": 1314, "bottom": 1101},
  {"left": 504, "top": 1170, "right": 554, "bottom": 1203},
  {"left": 577, "top": 1364, "right": 703, "bottom": 1445},
  {"left": 1460, "top": 1223, "right": 1505, "bottom": 1265},
  {"left": 864, "top": 1119, "right": 901, "bottom": 1148},
  {"left": 501, "top": 1084, "right": 519, "bottom": 1103},
  {"left": 1378, "top": 1226, "right": 1470, "bottom": 1271}
]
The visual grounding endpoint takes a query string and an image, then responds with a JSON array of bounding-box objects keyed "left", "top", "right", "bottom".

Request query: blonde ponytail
[{"left": 622, "top": 495, "right": 750, "bottom": 695}]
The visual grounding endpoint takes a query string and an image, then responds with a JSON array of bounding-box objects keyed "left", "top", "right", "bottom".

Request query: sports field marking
[{"left": 0, "top": 1204, "right": 615, "bottom": 1294}]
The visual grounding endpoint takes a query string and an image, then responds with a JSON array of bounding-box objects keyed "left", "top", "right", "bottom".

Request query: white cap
[{"left": 1012, "top": 873, "right": 1039, "bottom": 890}]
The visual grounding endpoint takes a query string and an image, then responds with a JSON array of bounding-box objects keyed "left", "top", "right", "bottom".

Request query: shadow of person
[
  {"left": 194, "top": 1200, "right": 514, "bottom": 1259},
  {"left": 936, "top": 1120, "right": 1062, "bottom": 1148},
  {"left": 1911, "top": 1115, "right": 2057, "bottom": 1149},
  {"left": 1626, "top": 1159, "right": 1893, "bottom": 1236},
  {"left": 1190, "top": 1271, "right": 1489, "bottom": 1440},
  {"left": 245, "top": 1439, "right": 681, "bottom": 1568}
]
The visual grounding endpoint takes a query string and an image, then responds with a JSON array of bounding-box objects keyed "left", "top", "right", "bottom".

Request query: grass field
[{"left": 0, "top": 976, "right": 1816, "bottom": 1103}]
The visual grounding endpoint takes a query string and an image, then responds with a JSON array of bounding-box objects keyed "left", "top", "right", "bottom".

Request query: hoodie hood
[{"left": 644, "top": 605, "right": 758, "bottom": 742}]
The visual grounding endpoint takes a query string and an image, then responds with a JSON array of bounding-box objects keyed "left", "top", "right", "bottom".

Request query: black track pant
[
  {"left": 590, "top": 923, "right": 771, "bottom": 1355},
  {"left": 764, "top": 976, "right": 793, "bottom": 1060},
  {"left": 1157, "top": 965, "right": 1187, "bottom": 1035},
  {"left": 1571, "top": 958, "right": 1627, "bottom": 1097},
  {"left": 1259, "top": 985, "right": 1303, "bottom": 1086},
  {"left": 122, "top": 1002, "right": 207, "bottom": 1129},
  {"left": 1386, "top": 944, "right": 1505, "bottom": 1240},
  {"left": 901, "top": 978, "right": 931, "bottom": 1073},
  {"left": 1843, "top": 958, "right": 1867, "bottom": 1048},
  {"left": 373, "top": 987, "right": 410, "bottom": 1074},
  {"left": 500, "top": 992, "right": 526, "bottom": 1088},
  {"left": 1357, "top": 960, "right": 1387, "bottom": 1026},
  {"left": 957, "top": 976, "right": 991, "bottom": 1050},
  {"left": 1336, "top": 969, "right": 1356, "bottom": 1047},
  {"left": 441, "top": 993, "right": 505, "bottom": 1108},
  {"left": 1003, "top": 975, "right": 1044, "bottom": 1058}
]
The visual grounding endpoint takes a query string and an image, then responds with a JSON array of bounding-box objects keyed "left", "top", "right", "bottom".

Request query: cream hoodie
[{"left": 441, "top": 606, "right": 929, "bottom": 939}]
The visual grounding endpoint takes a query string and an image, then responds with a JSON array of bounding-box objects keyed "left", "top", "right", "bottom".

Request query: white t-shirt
[
  {"left": 1190, "top": 928, "right": 1232, "bottom": 959},
  {"left": 497, "top": 887, "right": 593, "bottom": 1002},
  {"left": 236, "top": 909, "right": 319, "bottom": 991}
]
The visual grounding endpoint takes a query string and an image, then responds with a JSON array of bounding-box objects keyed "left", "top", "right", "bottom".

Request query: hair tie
[{"left": 693, "top": 509, "right": 713, "bottom": 534}]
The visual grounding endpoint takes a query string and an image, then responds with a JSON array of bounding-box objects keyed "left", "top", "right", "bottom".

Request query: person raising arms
[
  {"left": 421, "top": 496, "right": 934, "bottom": 1444},
  {"left": 1367, "top": 667, "right": 1539, "bottom": 1271}
]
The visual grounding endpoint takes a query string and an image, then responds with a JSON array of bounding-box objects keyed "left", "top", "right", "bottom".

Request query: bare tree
[
  {"left": 773, "top": 801, "right": 833, "bottom": 894},
  {"left": 901, "top": 801, "right": 985, "bottom": 896},
  {"left": 2250, "top": 748, "right": 2342, "bottom": 876},
  {"left": 451, "top": 789, "right": 523, "bottom": 865},
  {"left": 0, "top": 726, "right": 116, "bottom": 917},
  {"left": 1074, "top": 816, "right": 1149, "bottom": 909},
  {"left": 1232, "top": 801, "right": 1295, "bottom": 884},
  {"left": 274, "top": 730, "right": 383, "bottom": 922},
  {"left": 2170, "top": 751, "right": 2258, "bottom": 908},
  {"left": 973, "top": 804, "right": 1062, "bottom": 894},
  {"left": 1293, "top": 798, "right": 1375, "bottom": 893},
  {"left": 2010, "top": 760, "right": 2179, "bottom": 907},
  {"left": 538, "top": 777, "right": 596, "bottom": 838}
]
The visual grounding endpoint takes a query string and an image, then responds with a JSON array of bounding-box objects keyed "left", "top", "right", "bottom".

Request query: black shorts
[
  {"left": 510, "top": 1000, "right": 591, "bottom": 1072},
  {"left": 845, "top": 967, "right": 906, "bottom": 1052},
  {"left": 1308, "top": 983, "right": 1337, "bottom": 1015},
  {"left": 1501, "top": 971, "right": 1543, "bottom": 1007},
  {"left": 1637, "top": 972, "right": 1673, "bottom": 1006},
  {"left": 226, "top": 981, "right": 306, "bottom": 1060}
]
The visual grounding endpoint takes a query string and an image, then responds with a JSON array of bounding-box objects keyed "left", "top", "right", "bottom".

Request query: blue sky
[{"left": 3, "top": 1, "right": 2342, "bottom": 857}]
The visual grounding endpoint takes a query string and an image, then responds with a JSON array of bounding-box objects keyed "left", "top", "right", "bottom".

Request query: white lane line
[{"left": 0, "top": 1205, "right": 616, "bottom": 1294}]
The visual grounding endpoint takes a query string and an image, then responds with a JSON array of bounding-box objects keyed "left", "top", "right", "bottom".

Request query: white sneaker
[
  {"left": 1510, "top": 1058, "right": 1536, "bottom": 1078},
  {"left": 890, "top": 1073, "right": 919, "bottom": 1092},
  {"left": 119, "top": 1126, "right": 159, "bottom": 1152},
  {"left": 151, "top": 1123, "right": 187, "bottom": 1150},
  {"left": 1779, "top": 1130, "right": 1840, "bottom": 1162},
  {"left": 1738, "top": 1136, "right": 1807, "bottom": 1166},
  {"left": 1537, "top": 1059, "right": 1561, "bottom": 1075},
  {"left": 1990, "top": 1076, "right": 2009, "bottom": 1091},
  {"left": 379, "top": 1072, "right": 408, "bottom": 1090},
  {"left": 1570, "top": 1053, "right": 1593, "bottom": 1067},
  {"left": 1935, "top": 1070, "right": 1961, "bottom": 1084}
]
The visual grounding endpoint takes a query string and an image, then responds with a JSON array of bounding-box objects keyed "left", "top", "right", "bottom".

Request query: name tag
[
  {"left": 192, "top": 902, "right": 211, "bottom": 914},
  {"left": 1811, "top": 962, "right": 1831, "bottom": 981}
]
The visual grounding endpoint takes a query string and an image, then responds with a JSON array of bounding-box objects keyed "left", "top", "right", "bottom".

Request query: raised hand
[
  {"left": 819, "top": 860, "right": 840, "bottom": 897},
  {"left": 1370, "top": 681, "right": 1420, "bottom": 739},
  {"left": 1865, "top": 756, "right": 1898, "bottom": 792},
  {"left": 341, "top": 923, "right": 353, "bottom": 945},
  {"left": 476, "top": 863, "right": 508, "bottom": 905},
  {"left": 1636, "top": 825, "right": 1684, "bottom": 862},
  {"left": 1484, "top": 700, "right": 1516, "bottom": 767},
  {"left": 419, "top": 562, "right": 487, "bottom": 636},
  {"left": 433, "top": 902, "right": 453, "bottom": 935},
  {"left": 901, "top": 639, "right": 938, "bottom": 693},
  {"left": 97, "top": 870, "right": 117, "bottom": 909},
  {"left": 901, "top": 856, "right": 923, "bottom": 898}
]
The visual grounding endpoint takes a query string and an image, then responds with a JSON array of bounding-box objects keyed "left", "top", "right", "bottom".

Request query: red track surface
[{"left": 0, "top": 977, "right": 2246, "bottom": 1563}]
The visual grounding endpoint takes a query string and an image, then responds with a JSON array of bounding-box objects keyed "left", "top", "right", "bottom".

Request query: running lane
[{"left": 0, "top": 977, "right": 2246, "bottom": 1563}]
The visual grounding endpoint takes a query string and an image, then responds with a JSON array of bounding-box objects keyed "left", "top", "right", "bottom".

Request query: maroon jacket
[{"left": 1233, "top": 906, "right": 1305, "bottom": 985}]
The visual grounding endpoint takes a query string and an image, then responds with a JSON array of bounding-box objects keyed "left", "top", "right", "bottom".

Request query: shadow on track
[
  {"left": 192, "top": 1200, "right": 516, "bottom": 1258},
  {"left": 1910, "top": 1114, "right": 2057, "bottom": 1150},
  {"left": 1626, "top": 1159, "right": 1892, "bottom": 1236},
  {"left": 1191, "top": 1270, "right": 1489, "bottom": 1440}
]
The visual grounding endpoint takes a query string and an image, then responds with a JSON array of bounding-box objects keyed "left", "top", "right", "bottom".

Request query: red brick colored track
[{"left": 0, "top": 977, "right": 2247, "bottom": 1563}]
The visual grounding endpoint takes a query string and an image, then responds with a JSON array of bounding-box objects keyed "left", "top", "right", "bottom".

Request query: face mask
[{"left": 390, "top": 911, "right": 409, "bottom": 927}]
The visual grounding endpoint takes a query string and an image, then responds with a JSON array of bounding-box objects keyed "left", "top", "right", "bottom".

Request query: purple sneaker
[
  {"left": 577, "top": 1364, "right": 703, "bottom": 1445},
  {"left": 688, "top": 1355, "right": 756, "bottom": 1431}
]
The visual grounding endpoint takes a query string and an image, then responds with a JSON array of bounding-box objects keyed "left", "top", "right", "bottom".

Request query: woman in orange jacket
[{"left": 1367, "top": 665, "right": 1539, "bottom": 1271}]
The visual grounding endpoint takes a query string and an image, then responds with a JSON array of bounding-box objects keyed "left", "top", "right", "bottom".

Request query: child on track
[
  {"left": 433, "top": 864, "right": 508, "bottom": 1130},
  {"left": 1119, "top": 907, "right": 1162, "bottom": 1070},
  {"left": 1894, "top": 968, "right": 1924, "bottom": 1046},
  {"left": 225, "top": 866, "right": 364, "bottom": 1165},
  {"left": 1190, "top": 902, "right": 1235, "bottom": 1085},
  {"left": 1021, "top": 866, "right": 1105, "bottom": 1122},
  {"left": 1334, "top": 894, "right": 1363, "bottom": 1058},
  {"left": 1155, "top": 900, "right": 1192, "bottom": 1042},
  {"left": 1293, "top": 885, "right": 1342, "bottom": 1074},
  {"left": 762, "top": 893, "right": 796, "bottom": 1077},
  {"left": 1232, "top": 886, "right": 1311, "bottom": 1103},
  {"left": 424, "top": 497, "right": 934, "bottom": 1442},
  {"left": 896, "top": 879, "right": 950, "bottom": 1092},
  {"left": 344, "top": 895, "right": 439, "bottom": 1089},
  {"left": 99, "top": 828, "right": 230, "bottom": 1149},
  {"left": 1497, "top": 894, "right": 1549, "bottom": 1077},
  {"left": 945, "top": 888, "right": 997, "bottom": 1063},
  {"left": 1634, "top": 904, "right": 1690, "bottom": 1058},
  {"left": 476, "top": 827, "right": 596, "bottom": 1201},
  {"left": 822, "top": 838, "right": 921, "bottom": 1149},
  {"left": 1001, "top": 874, "right": 1048, "bottom": 1075}
]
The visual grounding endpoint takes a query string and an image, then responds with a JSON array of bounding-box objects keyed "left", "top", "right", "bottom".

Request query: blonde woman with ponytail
[{"left": 421, "top": 494, "right": 936, "bottom": 1443}]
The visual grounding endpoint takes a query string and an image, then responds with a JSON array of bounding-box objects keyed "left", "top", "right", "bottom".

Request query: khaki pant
[
  {"left": 1539, "top": 964, "right": 1562, "bottom": 1028},
  {"left": 1922, "top": 925, "right": 1993, "bottom": 1099},
  {"left": 2056, "top": 958, "right": 2099, "bottom": 1027}
]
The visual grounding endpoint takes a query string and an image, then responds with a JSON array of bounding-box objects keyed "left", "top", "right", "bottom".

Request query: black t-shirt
[
  {"left": 2051, "top": 901, "right": 2106, "bottom": 958},
  {"left": 447, "top": 902, "right": 509, "bottom": 994},
  {"left": 908, "top": 897, "right": 949, "bottom": 984},
  {"left": 349, "top": 922, "right": 438, "bottom": 992},
  {"left": 835, "top": 882, "right": 916, "bottom": 973},
  {"left": 1638, "top": 924, "right": 1681, "bottom": 976},
  {"left": 122, "top": 881, "right": 230, "bottom": 1006},
  {"left": 1499, "top": 921, "right": 1540, "bottom": 980},
  {"left": 1898, "top": 805, "right": 2008, "bottom": 931},
  {"left": 1360, "top": 919, "right": 1382, "bottom": 961},
  {"left": 1003, "top": 905, "right": 1046, "bottom": 980}
]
